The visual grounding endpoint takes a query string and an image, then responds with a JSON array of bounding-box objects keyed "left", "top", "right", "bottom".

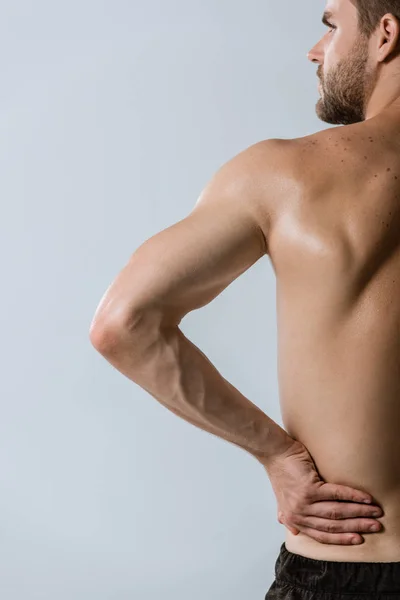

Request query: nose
[
  {"left": 308, "top": 53, "right": 320, "bottom": 63},
  {"left": 307, "top": 41, "right": 324, "bottom": 65}
]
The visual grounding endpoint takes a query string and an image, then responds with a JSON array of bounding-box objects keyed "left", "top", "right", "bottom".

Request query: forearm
[{"left": 96, "top": 323, "right": 296, "bottom": 467}]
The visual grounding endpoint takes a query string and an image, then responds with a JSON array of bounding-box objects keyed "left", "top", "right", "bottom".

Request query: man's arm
[{"left": 89, "top": 139, "right": 296, "bottom": 466}]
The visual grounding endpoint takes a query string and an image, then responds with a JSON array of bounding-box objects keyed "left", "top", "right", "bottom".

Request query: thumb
[{"left": 278, "top": 513, "right": 300, "bottom": 535}]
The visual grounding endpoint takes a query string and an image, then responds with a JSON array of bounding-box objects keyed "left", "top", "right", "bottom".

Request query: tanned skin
[{"left": 90, "top": 0, "right": 400, "bottom": 561}]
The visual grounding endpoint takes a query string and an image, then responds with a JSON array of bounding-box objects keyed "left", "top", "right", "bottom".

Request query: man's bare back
[{"left": 266, "top": 116, "right": 400, "bottom": 562}]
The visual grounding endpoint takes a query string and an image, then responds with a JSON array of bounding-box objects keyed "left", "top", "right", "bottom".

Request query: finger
[
  {"left": 279, "top": 521, "right": 300, "bottom": 535},
  {"left": 313, "top": 483, "right": 374, "bottom": 505},
  {"left": 278, "top": 512, "right": 300, "bottom": 535},
  {"left": 300, "top": 500, "right": 383, "bottom": 520},
  {"left": 294, "top": 514, "right": 382, "bottom": 535},
  {"left": 296, "top": 525, "right": 364, "bottom": 546}
]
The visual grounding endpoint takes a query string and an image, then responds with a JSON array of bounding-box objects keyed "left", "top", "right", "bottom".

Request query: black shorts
[{"left": 265, "top": 542, "right": 400, "bottom": 599}]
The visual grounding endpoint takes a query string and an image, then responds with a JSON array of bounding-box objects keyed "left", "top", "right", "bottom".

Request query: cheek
[
  {"left": 326, "top": 29, "right": 349, "bottom": 55},
  {"left": 323, "top": 41, "right": 342, "bottom": 72},
  {"left": 333, "top": 31, "right": 356, "bottom": 60}
]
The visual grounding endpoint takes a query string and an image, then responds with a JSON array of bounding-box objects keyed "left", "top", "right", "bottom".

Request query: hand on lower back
[{"left": 264, "top": 440, "right": 384, "bottom": 545}]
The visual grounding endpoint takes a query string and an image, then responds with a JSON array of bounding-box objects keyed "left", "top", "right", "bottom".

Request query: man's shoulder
[
  {"left": 240, "top": 135, "right": 324, "bottom": 199},
  {"left": 239, "top": 131, "right": 345, "bottom": 236},
  {"left": 243, "top": 132, "right": 335, "bottom": 180},
  {"left": 252, "top": 128, "right": 346, "bottom": 165},
  {"left": 226, "top": 129, "right": 353, "bottom": 236},
  {"left": 252, "top": 128, "right": 357, "bottom": 190}
]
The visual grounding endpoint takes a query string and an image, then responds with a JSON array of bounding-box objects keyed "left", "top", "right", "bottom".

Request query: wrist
[{"left": 255, "top": 430, "right": 298, "bottom": 470}]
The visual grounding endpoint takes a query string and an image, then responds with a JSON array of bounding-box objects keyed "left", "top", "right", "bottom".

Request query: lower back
[{"left": 269, "top": 121, "right": 400, "bottom": 561}]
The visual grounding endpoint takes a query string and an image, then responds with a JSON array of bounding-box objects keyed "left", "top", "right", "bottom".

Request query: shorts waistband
[{"left": 276, "top": 542, "right": 400, "bottom": 595}]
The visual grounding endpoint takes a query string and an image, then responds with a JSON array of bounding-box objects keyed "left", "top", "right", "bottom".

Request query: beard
[{"left": 316, "top": 33, "right": 378, "bottom": 125}]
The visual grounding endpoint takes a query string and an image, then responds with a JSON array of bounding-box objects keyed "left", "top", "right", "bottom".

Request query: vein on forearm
[{"left": 101, "top": 323, "right": 292, "bottom": 463}]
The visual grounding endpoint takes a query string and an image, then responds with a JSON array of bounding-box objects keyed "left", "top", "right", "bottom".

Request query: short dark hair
[{"left": 351, "top": 0, "right": 400, "bottom": 38}]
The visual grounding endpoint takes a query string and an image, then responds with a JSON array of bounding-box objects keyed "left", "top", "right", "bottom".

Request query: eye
[{"left": 326, "top": 21, "right": 336, "bottom": 33}]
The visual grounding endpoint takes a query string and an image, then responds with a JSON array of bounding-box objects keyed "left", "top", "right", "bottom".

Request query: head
[{"left": 308, "top": 0, "right": 400, "bottom": 125}]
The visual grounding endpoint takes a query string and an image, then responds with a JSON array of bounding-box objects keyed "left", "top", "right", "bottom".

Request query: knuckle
[
  {"left": 327, "top": 508, "right": 339, "bottom": 520},
  {"left": 330, "top": 489, "right": 339, "bottom": 501},
  {"left": 326, "top": 521, "right": 339, "bottom": 533},
  {"left": 301, "top": 488, "right": 312, "bottom": 502}
]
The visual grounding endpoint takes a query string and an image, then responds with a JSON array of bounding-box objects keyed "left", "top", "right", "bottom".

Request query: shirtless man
[{"left": 90, "top": 0, "right": 400, "bottom": 596}]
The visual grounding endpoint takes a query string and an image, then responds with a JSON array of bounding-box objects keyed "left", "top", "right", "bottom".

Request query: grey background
[{"left": 1, "top": 1, "right": 333, "bottom": 598}]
